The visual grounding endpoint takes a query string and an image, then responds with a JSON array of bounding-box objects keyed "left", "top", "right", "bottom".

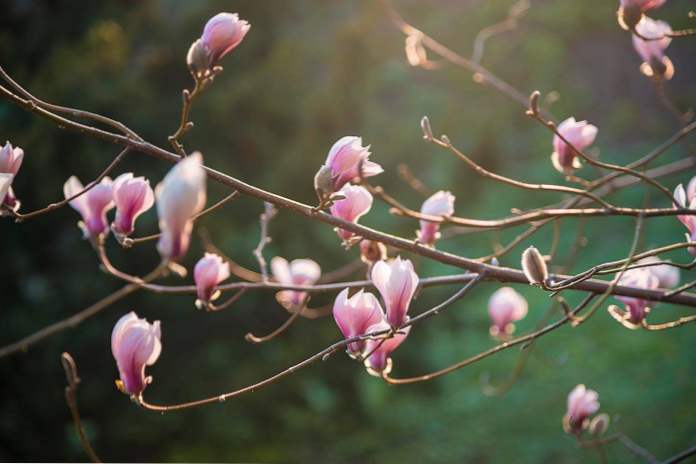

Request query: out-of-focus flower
[
  {"left": 359, "top": 239, "right": 387, "bottom": 265},
  {"left": 271, "top": 257, "right": 321, "bottom": 309},
  {"left": 333, "top": 288, "right": 386, "bottom": 357},
  {"left": 111, "top": 311, "right": 162, "bottom": 397},
  {"left": 64, "top": 176, "right": 114, "bottom": 239},
  {"left": 673, "top": 183, "right": 696, "bottom": 256},
  {"left": 417, "top": 191, "right": 455, "bottom": 247},
  {"left": 0, "top": 174, "right": 13, "bottom": 208},
  {"left": 111, "top": 173, "right": 154, "bottom": 237},
  {"left": 633, "top": 18, "right": 673, "bottom": 80},
  {"left": 551, "top": 117, "right": 598, "bottom": 174},
  {"left": 194, "top": 253, "right": 230, "bottom": 303},
  {"left": 637, "top": 256, "right": 680, "bottom": 289},
  {"left": 371, "top": 257, "right": 419, "bottom": 328},
  {"left": 323, "top": 136, "right": 383, "bottom": 192},
  {"left": 615, "top": 267, "right": 660, "bottom": 323},
  {"left": 563, "top": 384, "right": 600, "bottom": 434},
  {"left": 187, "top": 13, "right": 250, "bottom": 77},
  {"left": 0, "top": 141, "right": 23, "bottom": 209},
  {"left": 488, "top": 287, "right": 528, "bottom": 337},
  {"left": 363, "top": 320, "right": 411, "bottom": 377},
  {"left": 156, "top": 153, "right": 206, "bottom": 261},
  {"left": 330, "top": 184, "right": 373, "bottom": 242},
  {"left": 618, "top": 0, "right": 668, "bottom": 31},
  {"left": 521, "top": 246, "right": 549, "bottom": 286}
]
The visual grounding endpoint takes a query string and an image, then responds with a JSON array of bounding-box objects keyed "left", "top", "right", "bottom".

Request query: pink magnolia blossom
[
  {"left": 615, "top": 268, "right": 660, "bottom": 323},
  {"left": 329, "top": 184, "right": 373, "bottom": 241},
  {"left": 363, "top": 320, "right": 411, "bottom": 376},
  {"left": 333, "top": 288, "right": 386, "bottom": 357},
  {"left": 564, "top": 384, "right": 600, "bottom": 433},
  {"left": 488, "top": 287, "right": 528, "bottom": 337},
  {"left": 371, "top": 257, "right": 419, "bottom": 327},
  {"left": 111, "top": 173, "right": 155, "bottom": 237},
  {"left": 673, "top": 183, "right": 696, "bottom": 256},
  {"left": 638, "top": 256, "right": 680, "bottom": 289},
  {"left": 417, "top": 190, "right": 455, "bottom": 246},
  {"left": 324, "top": 136, "right": 383, "bottom": 191},
  {"left": 633, "top": 18, "right": 673, "bottom": 79},
  {"left": 64, "top": 176, "right": 114, "bottom": 239},
  {"left": 111, "top": 311, "right": 162, "bottom": 397},
  {"left": 201, "top": 13, "right": 250, "bottom": 67},
  {"left": 194, "top": 253, "right": 230, "bottom": 303},
  {"left": 271, "top": 257, "right": 321, "bottom": 309},
  {"left": 551, "top": 117, "right": 598, "bottom": 174},
  {"left": 156, "top": 153, "right": 206, "bottom": 261},
  {"left": 0, "top": 141, "right": 24, "bottom": 208}
]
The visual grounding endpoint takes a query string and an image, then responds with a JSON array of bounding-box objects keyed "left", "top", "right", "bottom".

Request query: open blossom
[
  {"left": 633, "top": 18, "right": 673, "bottom": 79},
  {"left": 194, "top": 253, "right": 230, "bottom": 303},
  {"left": 615, "top": 268, "right": 660, "bottom": 323},
  {"left": 156, "top": 153, "right": 206, "bottom": 261},
  {"left": 417, "top": 190, "right": 455, "bottom": 246},
  {"left": 371, "top": 257, "right": 419, "bottom": 327},
  {"left": 323, "top": 136, "right": 383, "bottom": 192},
  {"left": 564, "top": 384, "right": 600, "bottom": 434},
  {"left": 271, "top": 257, "right": 321, "bottom": 309},
  {"left": 333, "top": 288, "right": 386, "bottom": 357},
  {"left": 488, "top": 287, "right": 528, "bottom": 337},
  {"left": 188, "top": 13, "right": 250, "bottom": 75},
  {"left": 0, "top": 141, "right": 24, "bottom": 208},
  {"left": 111, "top": 311, "right": 162, "bottom": 397},
  {"left": 551, "top": 117, "right": 598, "bottom": 174},
  {"left": 673, "top": 183, "right": 696, "bottom": 256},
  {"left": 363, "top": 320, "right": 411, "bottom": 376},
  {"left": 638, "top": 256, "right": 680, "bottom": 289},
  {"left": 330, "top": 184, "right": 373, "bottom": 241},
  {"left": 64, "top": 176, "right": 114, "bottom": 239},
  {"left": 111, "top": 173, "right": 154, "bottom": 236}
]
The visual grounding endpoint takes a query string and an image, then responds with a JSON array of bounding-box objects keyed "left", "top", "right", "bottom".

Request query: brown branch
[{"left": 61, "top": 352, "right": 101, "bottom": 463}]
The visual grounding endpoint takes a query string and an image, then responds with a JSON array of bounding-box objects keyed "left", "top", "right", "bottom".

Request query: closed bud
[
  {"left": 323, "top": 136, "right": 383, "bottom": 192},
  {"left": 521, "top": 246, "right": 548, "bottom": 286},
  {"left": 313, "top": 164, "right": 334, "bottom": 203},
  {"left": 194, "top": 253, "right": 230, "bottom": 304},
  {"left": 186, "top": 39, "right": 211, "bottom": 79},
  {"left": 420, "top": 116, "right": 433, "bottom": 140},
  {"left": 589, "top": 413, "right": 610, "bottom": 436}
]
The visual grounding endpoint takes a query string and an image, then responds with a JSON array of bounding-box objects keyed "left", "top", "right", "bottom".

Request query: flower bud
[
  {"left": 271, "top": 257, "right": 321, "bottom": 309},
  {"left": 111, "top": 173, "right": 154, "bottom": 237},
  {"left": 324, "top": 136, "right": 383, "bottom": 192},
  {"left": 563, "top": 384, "right": 600, "bottom": 434},
  {"left": 0, "top": 173, "right": 13, "bottom": 209},
  {"left": 201, "top": 13, "right": 250, "bottom": 67},
  {"left": 313, "top": 164, "right": 334, "bottom": 204},
  {"left": 363, "top": 320, "right": 411, "bottom": 377},
  {"left": 673, "top": 182, "right": 696, "bottom": 256},
  {"left": 186, "top": 39, "right": 211, "bottom": 79},
  {"left": 551, "top": 117, "right": 598, "bottom": 174},
  {"left": 417, "top": 190, "right": 455, "bottom": 247},
  {"left": 521, "top": 246, "right": 548, "bottom": 285},
  {"left": 488, "top": 287, "right": 528, "bottom": 338},
  {"left": 332, "top": 288, "right": 386, "bottom": 358},
  {"left": 329, "top": 185, "right": 373, "bottom": 242},
  {"left": 194, "top": 253, "right": 230, "bottom": 303},
  {"left": 64, "top": 176, "right": 115, "bottom": 239},
  {"left": 371, "top": 257, "right": 419, "bottom": 328},
  {"left": 111, "top": 311, "right": 162, "bottom": 397}
]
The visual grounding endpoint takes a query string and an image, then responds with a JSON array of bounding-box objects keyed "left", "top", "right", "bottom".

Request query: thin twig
[{"left": 61, "top": 352, "right": 101, "bottom": 463}]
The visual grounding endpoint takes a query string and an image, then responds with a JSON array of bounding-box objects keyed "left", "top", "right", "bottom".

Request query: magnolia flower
[
  {"left": 194, "top": 253, "right": 230, "bottom": 303},
  {"left": 371, "top": 257, "right": 419, "bottom": 327},
  {"left": 323, "top": 136, "right": 383, "bottom": 192},
  {"left": 111, "top": 173, "right": 154, "bottom": 237},
  {"left": 330, "top": 184, "right": 373, "bottom": 242},
  {"left": 638, "top": 256, "right": 680, "bottom": 289},
  {"left": 564, "top": 384, "right": 600, "bottom": 434},
  {"left": 551, "top": 117, "right": 598, "bottom": 174},
  {"left": 618, "top": 0, "right": 667, "bottom": 30},
  {"left": 64, "top": 176, "right": 114, "bottom": 239},
  {"left": 156, "top": 153, "right": 206, "bottom": 261},
  {"left": 187, "top": 13, "right": 250, "bottom": 76},
  {"left": 417, "top": 190, "right": 455, "bottom": 246},
  {"left": 363, "top": 320, "right": 411, "bottom": 376},
  {"left": 615, "top": 267, "right": 660, "bottom": 323},
  {"left": 633, "top": 18, "right": 673, "bottom": 80},
  {"left": 488, "top": 287, "right": 528, "bottom": 337},
  {"left": 111, "top": 311, "right": 162, "bottom": 397},
  {"left": 0, "top": 174, "right": 13, "bottom": 208},
  {"left": 333, "top": 288, "right": 386, "bottom": 357},
  {"left": 673, "top": 183, "right": 696, "bottom": 256},
  {"left": 0, "top": 141, "right": 24, "bottom": 209},
  {"left": 271, "top": 257, "right": 321, "bottom": 309}
]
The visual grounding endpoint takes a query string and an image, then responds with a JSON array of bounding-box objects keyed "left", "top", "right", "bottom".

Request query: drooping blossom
[
  {"left": 615, "top": 267, "right": 660, "bottom": 323},
  {"left": 332, "top": 288, "right": 386, "bottom": 357},
  {"left": 633, "top": 18, "right": 673, "bottom": 80},
  {"left": 156, "top": 153, "right": 206, "bottom": 261},
  {"left": 488, "top": 287, "right": 528, "bottom": 337},
  {"left": 618, "top": 0, "right": 668, "bottom": 30},
  {"left": 322, "top": 136, "right": 383, "bottom": 192},
  {"left": 111, "top": 173, "right": 154, "bottom": 237},
  {"left": 673, "top": 183, "right": 696, "bottom": 256},
  {"left": 0, "top": 141, "right": 24, "bottom": 209},
  {"left": 187, "top": 13, "right": 250, "bottom": 76},
  {"left": 194, "top": 253, "right": 230, "bottom": 303},
  {"left": 563, "top": 384, "right": 600, "bottom": 434},
  {"left": 363, "top": 319, "right": 411, "bottom": 376},
  {"left": 551, "top": 117, "right": 598, "bottom": 174},
  {"left": 111, "top": 311, "right": 162, "bottom": 397},
  {"left": 329, "top": 184, "right": 373, "bottom": 242},
  {"left": 417, "top": 190, "right": 455, "bottom": 246},
  {"left": 637, "top": 256, "right": 680, "bottom": 289},
  {"left": 271, "top": 257, "right": 321, "bottom": 309},
  {"left": 64, "top": 176, "right": 114, "bottom": 239},
  {"left": 371, "top": 257, "right": 419, "bottom": 328}
]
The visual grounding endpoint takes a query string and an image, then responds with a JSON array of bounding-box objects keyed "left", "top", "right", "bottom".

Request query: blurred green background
[{"left": 1, "top": 0, "right": 695, "bottom": 462}]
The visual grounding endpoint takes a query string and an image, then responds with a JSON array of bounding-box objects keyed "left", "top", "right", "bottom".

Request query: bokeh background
[{"left": 1, "top": 0, "right": 695, "bottom": 462}]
